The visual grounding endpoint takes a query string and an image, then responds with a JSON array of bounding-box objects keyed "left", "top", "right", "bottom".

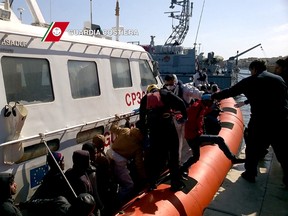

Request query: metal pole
[
  {"left": 115, "top": 0, "right": 120, "bottom": 41},
  {"left": 49, "top": 0, "right": 51, "bottom": 23},
  {"left": 90, "top": 0, "right": 93, "bottom": 29},
  {"left": 39, "top": 133, "right": 77, "bottom": 199},
  {"left": 17, "top": 8, "right": 24, "bottom": 22}
]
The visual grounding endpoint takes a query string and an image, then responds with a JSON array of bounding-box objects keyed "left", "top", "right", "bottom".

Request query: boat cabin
[{"left": 0, "top": 0, "right": 161, "bottom": 202}]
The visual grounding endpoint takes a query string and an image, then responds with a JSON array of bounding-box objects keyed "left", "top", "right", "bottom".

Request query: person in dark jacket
[
  {"left": 139, "top": 84, "right": 187, "bottom": 191},
  {"left": 65, "top": 150, "right": 94, "bottom": 202},
  {"left": 21, "top": 193, "right": 95, "bottom": 216},
  {"left": 82, "top": 143, "right": 104, "bottom": 216},
  {"left": 274, "top": 58, "right": 288, "bottom": 84},
  {"left": 0, "top": 173, "right": 22, "bottom": 216},
  {"left": 68, "top": 193, "right": 95, "bottom": 216},
  {"left": 29, "top": 152, "right": 67, "bottom": 201},
  {"left": 212, "top": 59, "right": 288, "bottom": 186},
  {"left": 92, "top": 135, "right": 118, "bottom": 216},
  {"left": 65, "top": 150, "right": 103, "bottom": 216}
]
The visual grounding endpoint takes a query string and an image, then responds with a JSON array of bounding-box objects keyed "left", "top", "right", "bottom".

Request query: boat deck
[{"left": 203, "top": 147, "right": 288, "bottom": 216}]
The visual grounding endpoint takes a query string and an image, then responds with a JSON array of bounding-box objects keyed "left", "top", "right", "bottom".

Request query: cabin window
[
  {"left": 110, "top": 58, "right": 132, "bottom": 88},
  {"left": 15, "top": 139, "right": 60, "bottom": 164},
  {"left": 76, "top": 126, "right": 104, "bottom": 143},
  {"left": 68, "top": 60, "right": 100, "bottom": 99},
  {"left": 1, "top": 57, "right": 54, "bottom": 104},
  {"left": 139, "top": 60, "right": 157, "bottom": 86}
]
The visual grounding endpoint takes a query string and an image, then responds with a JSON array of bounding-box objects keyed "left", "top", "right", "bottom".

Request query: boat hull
[{"left": 117, "top": 97, "right": 244, "bottom": 216}]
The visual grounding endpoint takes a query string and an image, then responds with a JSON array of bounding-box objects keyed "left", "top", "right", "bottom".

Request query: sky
[{"left": 11, "top": 0, "right": 288, "bottom": 60}]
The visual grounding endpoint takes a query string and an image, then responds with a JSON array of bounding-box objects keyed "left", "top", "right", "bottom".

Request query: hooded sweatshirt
[
  {"left": 0, "top": 173, "right": 22, "bottom": 216},
  {"left": 65, "top": 150, "right": 93, "bottom": 203}
]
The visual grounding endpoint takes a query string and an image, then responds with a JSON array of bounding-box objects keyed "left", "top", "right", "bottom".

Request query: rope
[
  {"left": 39, "top": 133, "right": 77, "bottom": 199},
  {"left": 194, "top": 0, "right": 205, "bottom": 45},
  {"left": 220, "top": 109, "right": 245, "bottom": 128}
]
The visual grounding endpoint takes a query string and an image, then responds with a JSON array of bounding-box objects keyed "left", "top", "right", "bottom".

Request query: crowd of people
[{"left": 1, "top": 58, "right": 288, "bottom": 216}]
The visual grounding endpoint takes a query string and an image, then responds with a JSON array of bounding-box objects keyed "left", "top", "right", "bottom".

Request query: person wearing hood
[
  {"left": 0, "top": 173, "right": 22, "bottom": 216},
  {"left": 65, "top": 150, "right": 93, "bottom": 203},
  {"left": 29, "top": 152, "right": 66, "bottom": 201},
  {"left": 92, "top": 135, "right": 118, "bottom": 216},
  {"left": 82, "top": 143, "right": 104, "bottom": 216}
]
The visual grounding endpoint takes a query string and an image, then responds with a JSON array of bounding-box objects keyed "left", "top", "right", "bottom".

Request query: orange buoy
[{"left": 117, "top": 98, "right": 244, "bottom": 216}]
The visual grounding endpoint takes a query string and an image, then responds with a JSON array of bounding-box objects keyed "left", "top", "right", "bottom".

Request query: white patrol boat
[{"left": 0, "top": 0, "right": 161, "bottom": 203}]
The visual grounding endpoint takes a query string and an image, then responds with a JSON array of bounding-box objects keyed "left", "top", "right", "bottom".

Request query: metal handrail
[{"left": 0, "top": 111, "right": 139, "bottom": 147}]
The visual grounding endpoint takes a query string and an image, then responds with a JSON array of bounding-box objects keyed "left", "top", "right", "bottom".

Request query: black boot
[
  {"left": 179, "top": 166, "right": 189, "bottom": 180},
  {"left": 241, "top": 171, "right": 256, "bottom": 183},
  {"left": 170, "top": 180, "right": 185, "bottom": 192}
]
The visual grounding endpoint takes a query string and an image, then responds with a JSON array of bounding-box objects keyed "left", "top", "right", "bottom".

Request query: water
[
  {"left": 236, "top": 69, "right": 250, "bottom": 150},
  {"left": 236, "top": 69, "right": 251, "bottom": 126}
]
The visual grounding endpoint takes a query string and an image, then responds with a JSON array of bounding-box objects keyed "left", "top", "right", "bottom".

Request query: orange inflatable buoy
[{"left": 116, "top": 97, "right": 244, "bottom": 216}]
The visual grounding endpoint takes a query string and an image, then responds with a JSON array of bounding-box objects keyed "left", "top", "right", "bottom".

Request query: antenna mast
[
  {"left": 164, "top": 0, "right": 193, "bottom": 46},
  {"left": 194, "top": 0, "right": 205, "bottom": 47},
  {"left": 115, "top": 0, "right": 120, "bottom": 41}
]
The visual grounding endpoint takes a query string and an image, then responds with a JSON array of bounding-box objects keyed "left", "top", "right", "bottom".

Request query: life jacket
[{"left": 146, "top": 91, "right": 164, "bottom": 109}]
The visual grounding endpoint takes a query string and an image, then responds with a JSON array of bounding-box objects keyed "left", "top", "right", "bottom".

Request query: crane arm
[{"left": 229, "top": 43, "right": 262, "bottom": 60}]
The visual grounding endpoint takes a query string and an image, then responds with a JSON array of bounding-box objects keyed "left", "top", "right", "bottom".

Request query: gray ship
[{"left": 142, "top": 0, "right": 261, "bottom": 89}]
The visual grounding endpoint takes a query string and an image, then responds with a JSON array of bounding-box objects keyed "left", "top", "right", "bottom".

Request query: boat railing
[{"left": 0, "top": 111, "right": 139, "bottom": 147}]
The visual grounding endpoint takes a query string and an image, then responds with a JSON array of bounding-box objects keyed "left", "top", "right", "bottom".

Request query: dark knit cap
[{"left": 72, "top": 150, "right": 90, "bottom": 170}]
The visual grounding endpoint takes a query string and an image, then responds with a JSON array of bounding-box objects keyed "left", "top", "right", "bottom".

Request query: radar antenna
[{"left": 164, "top": 0, "right": 193, "bottom": 46}]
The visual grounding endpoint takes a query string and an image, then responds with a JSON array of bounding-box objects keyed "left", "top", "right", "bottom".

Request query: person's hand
[
  {"left": 177, "top": 117, "right": 187, "bottom": 124},
  {"left": 210, "top": 93, "right": 216, "bottom": 101},
  {"left": 175, "top": 114, "right": 187, "bottom": 124},
  {"left": 133, "top": 108, "right": 140, "bottom": 113},
  {"left": 234, "top": 101, "right": 246, "bottom": 108}
]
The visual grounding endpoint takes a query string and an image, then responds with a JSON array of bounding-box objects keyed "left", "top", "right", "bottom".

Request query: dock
[{"left": 203, "top": 147, "right": 288, "bottom": 216}]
